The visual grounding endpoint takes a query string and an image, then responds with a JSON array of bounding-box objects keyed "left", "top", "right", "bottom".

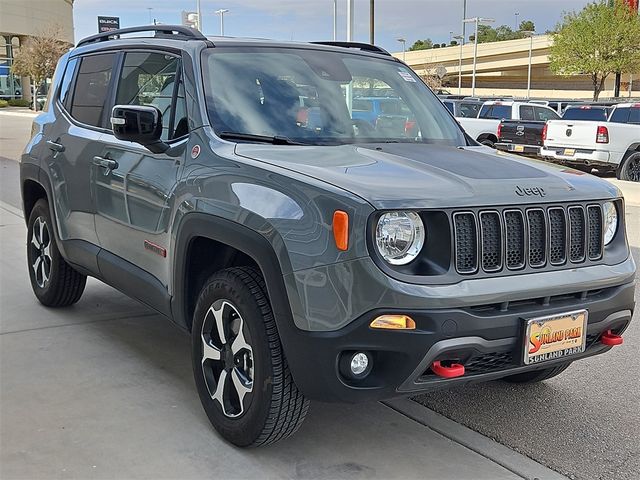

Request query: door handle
[
  {"left": 46, "top": 140, "right": 65, "bottom": 157},
  {"left": 93, "top": 156, "right": 118, "bottom": 176}
]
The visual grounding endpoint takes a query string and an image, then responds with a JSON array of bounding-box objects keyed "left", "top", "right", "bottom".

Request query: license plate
[
  {"left": 513, "top": 145, "right": 525, "bottom": 153},
  {"left": 563, "top": 148, "right": 575, "bottom": 156},
  {"left": 523, "top": 310, "right": 588, "bottom": 365}
]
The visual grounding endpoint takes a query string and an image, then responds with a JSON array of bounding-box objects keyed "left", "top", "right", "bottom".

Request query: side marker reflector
[
  {"left": 370, "top": 315, "right": 416, "bottom": 330},
  {"left": 333, "top": 210, "right": 349, "bottom": 251}
]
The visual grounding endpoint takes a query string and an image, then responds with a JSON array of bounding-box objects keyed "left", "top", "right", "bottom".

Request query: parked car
[
  {"left": 351, "top": 96, "right": 418, "bottom": 137},
  {"left": 541, "top": 103, "right": 640, "bottom": 181},
  {"left": 21, "top": 25, "right": 636, "bottom": 448},
  {"left": 496, "top": 103, "right": 561, "bottom": 155},
  {"left": 441, "top": 98, "right": 482, "bottom": 118},
  {"left": 459, "top": 100, "right": 559, "bottom": 148},
  {"left": 561, "top": 105, "right": 611, "bottom": 121},
  {"left": 546, "top": 100, "right": 587, "bottom": 115}
]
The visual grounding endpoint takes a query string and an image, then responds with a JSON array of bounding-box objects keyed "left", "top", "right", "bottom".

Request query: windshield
[
  {"left": 562, "top": 107, "right": 609, "bottom": 121},
  {"left": 202, "top": 47, "right": 466, "bottom": 146}
]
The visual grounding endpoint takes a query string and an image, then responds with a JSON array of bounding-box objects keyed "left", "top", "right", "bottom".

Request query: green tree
[
  {"left": 519, "top": 20, "right": 536, "bottom": 32},
  {"left": 550, "top": 0, "right": 640, "bottom": 100},
  {"left": 408, "top": 38, "right": 433, "bottom": 51}
]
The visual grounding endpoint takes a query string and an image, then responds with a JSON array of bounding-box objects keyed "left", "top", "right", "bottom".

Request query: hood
[{"left": 235, "top": 143, "right": 620, "bottom": 209}]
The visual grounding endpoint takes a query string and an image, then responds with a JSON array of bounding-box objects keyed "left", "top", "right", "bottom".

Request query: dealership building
[
  {"left": 395, "top": 34, "right": 640, "bottom": 100},
  {"left": 0, "top": 0, "right": 74, "bottom": 100}
]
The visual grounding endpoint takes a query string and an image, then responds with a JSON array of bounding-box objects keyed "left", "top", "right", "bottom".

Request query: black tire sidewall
[
  {"left": 27, "top": 200, "right": 63, "bottom": 304},
  {"left": 618, "top": 152, "right": 640, "bottom": 182},
  {"left": 191, "top": 272, "right": 275, "bottom": 446}
]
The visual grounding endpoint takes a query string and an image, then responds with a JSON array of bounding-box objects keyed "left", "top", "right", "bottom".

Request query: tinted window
[
  {"left": 70, "top": 53, "right": 116, "bottom": 127},
  {"left": 443, "top": 101, "right": 454, "bottom": 114},
  {"left": 628, "top": 107, "right": 640, "bottom": 124},
  {"left": 58, "top": 57, "right": 78, "bottom": 109},
  {"left": 353, "top": 99, "right": 373, "bottom": 111},
  {"left": 458, "top": 102, "right": 480, "bottom": 118},
  {"left": 534, "top": 106, "right": 560, "bottom": 121},
  {"left": 610, "top": 107, "right": 630, "bottom": 124},
  {"left": 115, "top": 52, "right": 185, "bottom": 141},
  {"left": 479, "top": 104, "right": 512, "bottom": 120},
  {"left": 520, "top": 105, "right": 535, "bottom": 120},
  {"left": 562, "top": 107, "right": 608, "bottom": 121}
]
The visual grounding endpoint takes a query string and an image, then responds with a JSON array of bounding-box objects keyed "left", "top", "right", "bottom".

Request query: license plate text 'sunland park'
[{"left": 524, "top": 310, "right": 588, "bottom": 365}]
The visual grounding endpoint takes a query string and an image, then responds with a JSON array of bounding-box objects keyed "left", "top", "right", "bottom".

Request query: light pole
[
  {"left": 397, "top": 37, "right": 406, "bottom": 62},
  {"left": 215, "top": 9, "right": 229, "bottom": 36},
  {"left": 196, "top": 0, "right": 202, "bottom": 31},
  {"left": 147, "top": 7, "right": 153, "bottom": 24},
  {"left": 453, "top": 34, "right": 464, "bottom": 95},
  {"left": 333, "top": 0, "right": 337, "bottom": 41},
  {"left": 370, "top": 0, "right": 375, "bottom": 45},
  {"left": 464, "top": 17, "right": 494, "bottom": 96},
  {"left": 515, "top": 12, "right": 519, "bottom": 31},
  {"left": 346, "top": 0, "right": 354, "bottom": 41},
  {"left": 522, "top": 30, "right": 535, "bottom": 99},
  {"left": 461, "top": 0, "right": 467, "bottom": 45}
]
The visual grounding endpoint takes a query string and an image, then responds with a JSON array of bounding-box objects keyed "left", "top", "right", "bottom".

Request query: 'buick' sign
[{"left": 98, "top": 16, "right": 120, "bottom": 33}]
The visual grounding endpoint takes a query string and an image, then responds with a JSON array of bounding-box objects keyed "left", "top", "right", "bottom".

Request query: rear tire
[
  {"left": 502, "top": 362, "right": 572, "bottom": 384},
  {"left": 26, "top": 199, "right": 86, "bottom": 307},
  {"left": 191, "top": 266, "right": 309, "bottom": 447},
  {"left": 617, "top": 151, "right": 640, "bottom": 182},
  {"left": 479, "top": 138, "right": 496, "bottom": 148}
]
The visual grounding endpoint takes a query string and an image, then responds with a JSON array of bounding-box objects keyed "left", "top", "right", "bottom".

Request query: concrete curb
[
  {"left": 0, "top": 109, "right": 38, "bottom": 118},
  {"left": 383, "top": 398, "right": 568, "bottom": 480}
]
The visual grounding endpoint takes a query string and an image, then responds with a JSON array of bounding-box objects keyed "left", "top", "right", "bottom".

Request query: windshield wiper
[{"left": 218, "top": 131, "right": 305, "bottom": 145}]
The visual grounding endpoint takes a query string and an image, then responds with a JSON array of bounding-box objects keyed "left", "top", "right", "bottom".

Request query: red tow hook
[
  {"left": 431, "top": 360, "right": 465, "bottom": 379},
  {"left": 600, "top": 330, "right": 623, "bottom": 346}
]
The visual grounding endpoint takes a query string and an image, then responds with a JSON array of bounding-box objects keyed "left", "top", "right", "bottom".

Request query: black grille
[
  {"left": 569, "top": 207, "right": 586, "bottom": 262},
  {"left": 453, "top": 204, "right": 604, "bottom": 275},
  {"left": 587, "top": 206, "right": 603, "bottom": 259},
  {"left": 480, "top": 212, "right": 502, "bottom": 272},
  {"left": 527, "top": 209, "right": 546, "bottom": 267},
  {"left": 548, "top": 208, "right": 567, "bottom": 265},
  {"left": 504, "top": 210, "right": 525, "bottom": 269},
  {"left": 454, "top": 213, "right": 478, "bottom": 273},
  {"left": 464, "top": 351, "right": 514, "bottom": 375}
]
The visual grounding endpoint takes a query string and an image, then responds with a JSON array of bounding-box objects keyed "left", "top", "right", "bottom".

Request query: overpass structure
[{"left": 394, "top": 35, "right": 640, "bottom": 100}]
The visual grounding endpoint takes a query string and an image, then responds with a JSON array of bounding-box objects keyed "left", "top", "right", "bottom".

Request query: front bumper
[
  {"left": 496, "top": 142, "right": 540, "bottom": 155},
  {"left": 282, "top": 280, "right": 635, "bottom": 403}
]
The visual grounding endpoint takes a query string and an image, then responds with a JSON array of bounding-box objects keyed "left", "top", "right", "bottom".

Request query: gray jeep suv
[{"left": 21, "top": 26, "right": 635, "bottom": 447}]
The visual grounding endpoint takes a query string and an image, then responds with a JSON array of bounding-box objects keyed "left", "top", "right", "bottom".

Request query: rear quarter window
[{"left": 57, "top": 57, "right": 79, "bottom": 110}]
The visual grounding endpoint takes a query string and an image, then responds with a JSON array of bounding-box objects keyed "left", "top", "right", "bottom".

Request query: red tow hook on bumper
[
  {"left": 431, "top": 361, "right": 465, "bottom": 378},
  {"left": 600, "top": 330, "right": 623, "bottom": 346}
]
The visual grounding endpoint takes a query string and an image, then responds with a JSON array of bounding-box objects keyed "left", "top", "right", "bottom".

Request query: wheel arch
[
  {"left": 171, "top": 213, "right": 297, "bottom": 335},
  {"left": 477, "top": 133, "right": 498, "bottom": 144}
]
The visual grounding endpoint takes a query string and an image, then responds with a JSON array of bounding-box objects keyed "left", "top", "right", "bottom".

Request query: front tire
[
  {"left": 191, "top": 267, "right": 309, "bottom": 447},
  {"left": 617, "top": 151, "right": 640, "bottom": 182},
  {"left": 502, "top": 362, "right": 572, "bottom": 384},
  {"left": 26, "top": 199, "right": 86, "bottom": 307}
]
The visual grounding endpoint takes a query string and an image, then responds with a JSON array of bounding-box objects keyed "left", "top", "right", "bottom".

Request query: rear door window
[
  {"left": 520, "top": 105, "right": 535, "bottom": 121},
  {"left": 628, "top": 107, "right": 640, "bottom": 124},
  {"left": 443, "top": 101, "right": 454, "bottom": 114},
  {"left": 610, "top": 107, "right": 630, "bottom": 124},
  {"left": 70, "top": 53, "right": 117, "bottom": 128},
  {"left": 534, "top": 106, "right": 560, "bottom": 121},
  {"left": 459, "top": 102, "right": 480, "bottom": 118},
  {"left": 479, "top": 104, "right": 512, "bottom": 120}
]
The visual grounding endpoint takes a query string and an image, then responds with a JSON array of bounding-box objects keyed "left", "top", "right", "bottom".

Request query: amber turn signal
[
  {"left": 333, "top": 210, "right": 349, "bottom": 251},
  {"left": 370, "top": 315, "right": 416, "bottom": 330}
]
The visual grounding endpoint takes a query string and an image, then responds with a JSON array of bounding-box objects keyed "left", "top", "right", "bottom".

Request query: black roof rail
[
  {"left": 310, "top": 41, "right": 392, "bottom": 56},
  {"left": 76, "top": 25, "right": 207, "bottom": 48}
]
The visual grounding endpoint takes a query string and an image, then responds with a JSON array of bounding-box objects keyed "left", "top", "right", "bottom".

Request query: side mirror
[{"left": 110, "top": 105, "right": 169, "bottom": 154}]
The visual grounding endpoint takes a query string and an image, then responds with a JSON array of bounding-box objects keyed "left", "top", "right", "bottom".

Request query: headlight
[
  {"left": 603, "top": 201, "right": 618, "bottom": 245},
  {"left": 375, "top": 211, "right": 425, "bottom": 265}
]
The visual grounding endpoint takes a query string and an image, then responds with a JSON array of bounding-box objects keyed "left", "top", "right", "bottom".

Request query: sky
[{"left": 72, "top": 0, "right": 595, "bottom": 52}]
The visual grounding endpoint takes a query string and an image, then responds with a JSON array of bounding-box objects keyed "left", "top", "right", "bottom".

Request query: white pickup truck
[
  {"left": 540, "top": 103, "right": 640, "bottom": 181},
  {"left": 457, "top": 100, "right": 559, "bottom": 148}
]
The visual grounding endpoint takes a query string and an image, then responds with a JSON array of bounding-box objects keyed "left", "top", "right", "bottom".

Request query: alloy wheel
[
  {"left": 625, "top": 156, "right": 640, "bottom": 182},
  {"left": 30, "top": 217, "right": 52, "bottom": 288},
  {"left": 201, "top": 300, "right": 254, "bottom": 418}
]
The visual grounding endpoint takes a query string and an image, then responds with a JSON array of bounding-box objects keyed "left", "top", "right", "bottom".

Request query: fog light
[
  {"left": 339, "top": 351, "right": 372, "bottom": 380},
  {"left": 350, "top": 352, "right": 369, "bottom": 375}
]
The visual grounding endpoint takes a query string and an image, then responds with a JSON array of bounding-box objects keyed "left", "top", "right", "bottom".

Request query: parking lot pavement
[{"left": 1, "top": 204, "right": 558, "bottom": 480}]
